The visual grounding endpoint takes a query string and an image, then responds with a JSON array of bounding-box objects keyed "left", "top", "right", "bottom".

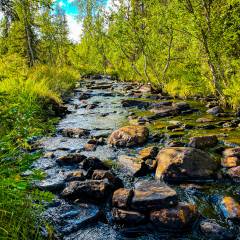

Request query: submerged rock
[
  {"left": 112, "top": 208, "right": 146, "bottom": 226},
  {"left": 207, "top": 106, "right": 222, "bottom": 115},
  {"left": 155, "top": 147, "right": 219, "bottom": 182},
  {"left": 121, "top": 99, "right": 150, "bottom": 108},
  {"left": 131, "top": 180, "right": 178, "bottom": 211},
  {"left": 44, "top": 200, "right": 100, "bottom": 236},
  {"left": 108, "top": 125, "right": 149, "bottom": 147},
  {"left": 150, "top": 202, "right": 198, "bottom": 230},
  {"left": 62, "top": 128, "right": 90, "bottom": 138},
  {"left": 200, "top": 219, "right": 235, "bottom": 240},
  {"left": 188, "top": 135, "right": 218, "bottom": 149}
]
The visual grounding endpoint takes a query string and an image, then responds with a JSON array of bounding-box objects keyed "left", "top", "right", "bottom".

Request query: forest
[{"left": 0, "top": 0, "right": 240, "bottom": 239}]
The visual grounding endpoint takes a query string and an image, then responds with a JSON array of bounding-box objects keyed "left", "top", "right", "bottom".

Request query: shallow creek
[{"left": 31, "top": 77, "right": 240, "bottom": 239}]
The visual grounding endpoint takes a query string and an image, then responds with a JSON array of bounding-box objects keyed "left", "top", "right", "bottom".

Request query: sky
[{"left": 54, "top": 0, "right": 114, "bottom": 42}]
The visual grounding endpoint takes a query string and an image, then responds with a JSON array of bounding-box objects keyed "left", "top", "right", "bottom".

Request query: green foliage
[{"left": 72, "top": 0, "right": 240, "bottom": 108}]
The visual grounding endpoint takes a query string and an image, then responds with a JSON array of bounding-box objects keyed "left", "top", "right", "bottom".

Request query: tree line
[{"left": 73, "top": 0, "right": 240, "bottom": 108}]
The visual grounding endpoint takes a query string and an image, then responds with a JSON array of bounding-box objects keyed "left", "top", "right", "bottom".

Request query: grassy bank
[{"left": 0, "top": 54, "right": 79, "bottom": 239}]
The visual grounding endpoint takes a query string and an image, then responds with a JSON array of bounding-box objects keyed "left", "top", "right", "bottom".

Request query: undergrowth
[{"left": 0, "top": 54, "right": 79, "bottom": 239}]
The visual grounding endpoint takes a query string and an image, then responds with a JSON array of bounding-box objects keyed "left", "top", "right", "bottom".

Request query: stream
[{"left": 30, "top": 76, "right": 240, "bottom": 240}]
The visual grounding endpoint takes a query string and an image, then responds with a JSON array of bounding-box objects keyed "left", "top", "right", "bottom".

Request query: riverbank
[{"left": 0, "top": 62, "right": 79, "bottom": 239}]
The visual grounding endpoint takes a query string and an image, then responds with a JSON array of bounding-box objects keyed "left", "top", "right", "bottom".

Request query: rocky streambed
[{"left": 28, "top": 76, "right": 240, "bottom": 239}]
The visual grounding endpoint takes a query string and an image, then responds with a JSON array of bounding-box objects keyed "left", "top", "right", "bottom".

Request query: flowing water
[{"left": 31, "top": 77, "right": 240, "bottom": 239}]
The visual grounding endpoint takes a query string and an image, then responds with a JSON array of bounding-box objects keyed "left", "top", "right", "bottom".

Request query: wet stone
[
  {"left": 44, "top": 200, "right": 100, "bottom": 236},
  {"left": 92, "top": 169, "right": 123, "bottom": 189},
  {"left": 79, "top": 93, "right": 91, "bottom": 100},
  {"left": 61, "top": 179, "right": 112, "bottom": 202},
  {"left": 80, "top": 157, "right": 109, "bottom": 171},
  {"left": 35, "top": 177, "right": 65, "bottom": 192},
  {"left": 207, "top": 106, "right": 222, "bottom": 115},
  {"left": 121, "top": 99, "right": 150, "bottom": 108},
  {"left": 57, "top": 154, "right": 87, "bottom": 166},
  {"left": 112, "top": 188, "right": 134, "bottom": 209},
  {"left": 227, "top": 166, "right": 240, "bottom": 182},
  {"left": 155, "top": 147, "right": 219, "bottom": 182},
  {"left": 131, "top": 180, "right": 178, "bottom": 211},
  {"left": 188, "top": 135, "right": 218, "bottom": 149},
  {"left": 138, "top": 146, "right": 159, "bottom": 160},
  {"left": 219, "top": 196, "right": 240, "bottom": 220},
  {"left": 62, "top": 128, "right": 90, "bottom": 138},
  {"left": 84, "top": 143, "right": 97, "bottom": 151},
  {"left": 64, "top": 223, "right": 118, "bottom": 240},
  {"left": 118, "top": 155, "right": 148, "bottom": 177},
  {"left": 65, "top": 170, "right": 88, "bottom": 182},
  {"left": 200, "top": 219, "right": 235, "bottom": 240},
  {"left": 112, "top": 208, "right": 146, "bottom": 226},
  {"left": 150, "top": 202, "right": 198, "bottom": 231},
  {"left": 108, "top": 125, "right": 149, "bottom": 147}
]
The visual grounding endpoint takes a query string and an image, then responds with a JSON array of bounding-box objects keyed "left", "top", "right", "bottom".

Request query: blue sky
[{"left": 54, "top": 0, "right": 110, "bottom": 42}]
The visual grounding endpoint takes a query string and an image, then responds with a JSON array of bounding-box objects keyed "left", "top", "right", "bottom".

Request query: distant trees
[{"left": 71, "top": 0, "right": 240, "bottom": 107}]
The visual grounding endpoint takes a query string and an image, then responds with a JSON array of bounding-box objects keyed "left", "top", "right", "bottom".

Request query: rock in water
[
  {"left": 112, "top": 208, "right": 146, "bottom": 226},
  {"left": 207, "top": 106, "right": 222, "bottom": 115},
  {"left": 150, "top": 202, "right": 198, "bottom": 230},
  {"left": 155, "top": 147, "right": 219, "bottom": 182},
  {"left": 61, "top": 179, "right": 112, "bottom": 202},
  {"left": 121, "top": 99, "right": 150, "bottom": 108},
  {"left": 62, "top": 128, "right": 90, "bottom": 138},
  {"left": 138, "top": 146, "right": 159, "bottom": 160},
  {"left": 112, "top": 188, "right": 134, "bottom": 209},
  {"left": 200, "top": 219, "right": 235, "bottom": 240},
  {"left": 108, "top": 125, "right": 149, "bottom": 147},
  {"left": 57, "top": 154, "right": 87, "bottom": 166},
  {"left": 118, "top": 155, "right": 148, "bottom": 176},
  {"left": 188, "top": 135, "right": 218, "bottom": 149},
  {"left": 219, "top": 196, "right": 240, "bottom": 220},
  {"left": 222, "top": 148, "right": 240, "bottom": 168},
  {"left": 131, "top": 180, "right": 178, "bottom": 211}
]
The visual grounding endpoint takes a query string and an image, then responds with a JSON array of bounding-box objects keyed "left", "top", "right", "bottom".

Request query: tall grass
[{"left": 0, "top": 54, "right": 79, "bottom": 239}]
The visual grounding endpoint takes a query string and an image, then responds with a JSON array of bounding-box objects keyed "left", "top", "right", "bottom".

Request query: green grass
[{"left": 0, "top": 54, "right": 79, "bottom": 239}]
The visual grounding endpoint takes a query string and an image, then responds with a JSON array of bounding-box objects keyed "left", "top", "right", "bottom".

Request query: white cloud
[
  {"left": 66, "top": 14, "right": 82, "bottom": 42},
  {"left": 68, "top": 0, "right": 74, "bottom": 3}
]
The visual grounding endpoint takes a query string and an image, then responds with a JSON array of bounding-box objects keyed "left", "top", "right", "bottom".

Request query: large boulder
[
  {"left": 61, "top": 179, "right": 112, "bottom": 201},
  {"left": 131, "top": 180, "right": 178, "bottom": 211},
  {"left": 108, "top": 126, "right": 149, "bottom": 147},
  {"left": 150, "top": 202, "right": 198, "bottom": 230},
  {"left": 188, "top": 135, "right": 218, "bottom": 149},
  {"left": 155, "top": 147, "right": 219, "bottom": 182}
]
